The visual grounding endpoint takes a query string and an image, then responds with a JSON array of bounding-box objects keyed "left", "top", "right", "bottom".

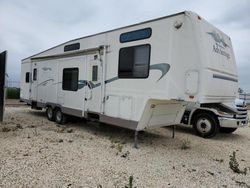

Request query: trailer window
[
  {"left": 92, "top": 65, "right": 98, "bottom": 81},
  {"left": 64, "top": 43, "right": 80, "bottom": 52},
  {"left": 120, "top": 28, "right": 152, "bottom": 43},
  {"left": 118, "top": 44, "right": 150, "bottom": 78},
  {"left": 25, "top": 72, "right": 30, "bottom": 83},
  {"left": 62, "top": 68, "right": 79, "bottom": 91},
  {"left": 33, "top": 68, "right": 37, "bottom": 81}
]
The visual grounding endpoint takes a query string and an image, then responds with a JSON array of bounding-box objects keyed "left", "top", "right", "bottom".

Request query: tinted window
[
  {"left": 120, "top": 28, "right": 152, "bottom": 43},
  {"left": 33, "top": 68, "right": 37, "bottom": 81},
  {"left": 62, "top": 68, "right": 79, "bottom": 91},
  {"left": 25, "top": 72, "right": 30, "bottom": 83},
  {"left": 64, "top": 43, "right": 80, "bottom": 52},
  {"left": 118, "top": 44, "right": 150, "bottom": 78},
  {"left": 92, "top": 65, "right": 98, "bottom": 81}
]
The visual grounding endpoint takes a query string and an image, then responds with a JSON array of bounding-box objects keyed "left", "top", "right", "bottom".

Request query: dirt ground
[
  {"left": 5, "top": 99, "right": 26, "bottom": 107},
  {"left": 0, "top": 106, "right": 250, "bottom": 188}
]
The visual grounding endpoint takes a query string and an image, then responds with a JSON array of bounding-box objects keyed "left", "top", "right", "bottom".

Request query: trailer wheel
[
  {"left": 220, "top": 127, "right": 237, "bottom": 134},
  {"left": 193, "top": 112, "right": 219, "bottom": 138},
  {"left": 55, "top": 108, "right": 67, "bottom": 125},
  {"left": 46, "top": 106, "right": 54, "bottom": 121}
]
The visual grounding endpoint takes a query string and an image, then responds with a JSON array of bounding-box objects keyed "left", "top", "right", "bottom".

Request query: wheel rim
[
  {"left": 196, "top": 118, "right": 212, "bottom": 134},
  {"left": 56, "top": 111, "right": 62, "bottom": 122},
  {"left": 47, "top": 108, "right": 53, "bottom": 119}
]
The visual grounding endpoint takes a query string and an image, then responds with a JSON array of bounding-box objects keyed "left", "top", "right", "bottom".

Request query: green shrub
[
  {"left": 229, "top": 151, "right": 247, "bottom": 175},
  {"left": 6, "top": 88, "right": 20, "bottom": 99},
  {"left": 124, "top": 176, "right": 137, "bottom": 188},
  {"left": 181, "top": 138, "right": 191, "bottom": 150}
]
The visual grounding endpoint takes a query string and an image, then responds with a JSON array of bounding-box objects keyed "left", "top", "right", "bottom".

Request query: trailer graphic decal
[
  {"left": 38, "top": 79, "right": 54, "bottom": 86},
  {"left": 207, "top": 31, "right": 229, "bottom": 48},
  {"left": 207, "top": 31, "right": 230, "bottom": 59},
  {"left": 78, "top": 63, "right": 170, "bottom": 89},
  {"left": 150, "top": 63, "right": 170, "bottom": 81}
]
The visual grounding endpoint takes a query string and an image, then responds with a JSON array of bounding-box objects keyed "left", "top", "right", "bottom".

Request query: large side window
[
  {"left": 25, "top": 72, "right": 30, "bottom": 83},
  {"left": 118, "top": 44, "right": 150, "bottom": 78},
  {"left": 62, "top": 68, "right": 79, "bottom": 91}
]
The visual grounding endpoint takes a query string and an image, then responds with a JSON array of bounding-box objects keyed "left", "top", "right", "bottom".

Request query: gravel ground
[{"left": 0, "top": 107, "right": 250, "bottom": 188}]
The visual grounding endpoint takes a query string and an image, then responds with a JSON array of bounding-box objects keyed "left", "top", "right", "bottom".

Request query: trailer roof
[{"left": 22, "top": 11, "right": 187, "bottom": 61}]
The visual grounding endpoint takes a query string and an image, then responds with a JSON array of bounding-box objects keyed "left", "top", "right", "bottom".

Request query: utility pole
[{"left": 0, "top": 51, "right": 7, "bottom": 122}]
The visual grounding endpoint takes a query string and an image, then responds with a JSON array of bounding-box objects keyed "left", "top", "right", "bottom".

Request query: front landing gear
[
  {"left": 134, "top": 131, "right": 139, "bottom": 149},
  {"left": 172, "top": 125, "right": 175, "bottom": 138},
  {"left": 133, "top": 125, "right": 176, "bottom": 149}
]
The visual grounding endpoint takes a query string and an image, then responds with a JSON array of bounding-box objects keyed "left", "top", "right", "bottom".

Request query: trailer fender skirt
[{"left": 136, "top": 99, "right": 186, "bottom": 131}]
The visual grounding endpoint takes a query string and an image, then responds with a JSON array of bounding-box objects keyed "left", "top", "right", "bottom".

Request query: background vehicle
[{"left": 182, "top": 98, "right": 248, "bottom": 138}]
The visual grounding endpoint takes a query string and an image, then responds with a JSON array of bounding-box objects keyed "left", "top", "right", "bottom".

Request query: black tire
[
  {"left": 55, "top": 108, "right": 67, "bottom": 125},
  {"left": 220, "top": 127, "right": 237, "bottom": 134},
  {"left": 193, "top": 112, "right": 219, "bottom": 138},
  {"left": 46, "top": 106, "right": 55, "bottom": 121}
]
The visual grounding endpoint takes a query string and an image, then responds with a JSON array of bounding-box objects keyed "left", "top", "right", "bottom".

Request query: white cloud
[{"left": 0, "top": 0, "right": 249, "bottom": 91}]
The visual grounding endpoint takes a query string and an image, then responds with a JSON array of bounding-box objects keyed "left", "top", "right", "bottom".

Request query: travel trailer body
[{"left": 21, "top": 11, "right": 248, "bottom": 138}]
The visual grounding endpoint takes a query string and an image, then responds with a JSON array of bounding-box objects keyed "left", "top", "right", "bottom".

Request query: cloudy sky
[{"left": 0, "top": 0, "right": 249, "bottom": 92}]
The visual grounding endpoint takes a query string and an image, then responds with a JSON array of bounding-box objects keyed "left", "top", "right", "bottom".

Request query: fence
[
  {"left": 239, "top": 93, "right": 250, "bottom": 104},
  {"left": 6, "top": 80, "right": 20, "bottom": 88},
  {"left": 5, "top": 79, "right": 20, "bottom": 99}
]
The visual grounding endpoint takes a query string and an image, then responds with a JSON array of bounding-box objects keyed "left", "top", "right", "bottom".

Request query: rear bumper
[{"left": 218, "top": 117, "right": 249, "bottom": 128}]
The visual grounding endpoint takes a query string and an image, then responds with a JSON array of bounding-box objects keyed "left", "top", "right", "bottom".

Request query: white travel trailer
[{"left": 21, "top": 11, "right": 248, "bottom": 140}]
